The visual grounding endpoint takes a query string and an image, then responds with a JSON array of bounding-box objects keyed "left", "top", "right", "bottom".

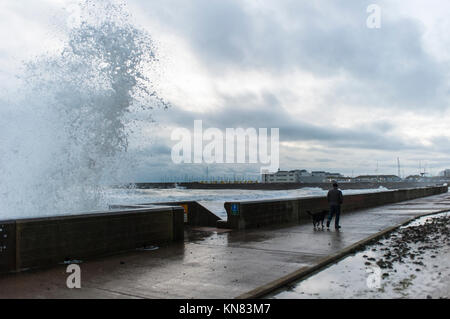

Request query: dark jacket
[{"left": 327, "top": 188, "right": 343, "bottom": 206}]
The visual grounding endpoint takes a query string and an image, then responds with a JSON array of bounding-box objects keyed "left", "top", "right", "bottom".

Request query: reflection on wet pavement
[{"left": 269, "top": 212, "right": 450, "bottom": 299}]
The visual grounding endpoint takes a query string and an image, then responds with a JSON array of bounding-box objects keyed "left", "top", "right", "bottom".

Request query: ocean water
[
  {"left": 0, "top": 1, "right": 166, "bottom": 221},
  {"left": 0, "top": 185, "right": 390, "bottom": 220}
]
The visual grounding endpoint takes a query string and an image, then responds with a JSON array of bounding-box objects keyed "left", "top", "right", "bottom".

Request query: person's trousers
[{"left": 328, "top": 205, "right": 341, "bottom": 226}]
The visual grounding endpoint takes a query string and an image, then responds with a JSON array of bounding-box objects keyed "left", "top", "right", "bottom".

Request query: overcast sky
[{"left": 1, "top": 0, "right": 450, "bottom": 181}]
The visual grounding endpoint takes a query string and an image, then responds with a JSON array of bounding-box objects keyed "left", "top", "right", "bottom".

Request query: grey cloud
[
  {"left": 144, "top": 143, "right": 172, "bottom": 155},
  {"left": 131, "top": 92, "right": 450, "bottom": 178},
  {"left": 125, "top": 0, "right": 450, "bottom": 176},
  {"left": 134, "top": 0, "right": 447, "bottom": 109},
  {"left": 428, "top": 136, "right": 450, "bottom": 153},
  {"left": 153, "top": 92, "right": 418, "bottom": 152}
]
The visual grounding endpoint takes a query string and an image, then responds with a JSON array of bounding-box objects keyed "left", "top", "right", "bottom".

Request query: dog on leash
[{"left": 306, "top": 210, "right": 328, "bottom": 229}]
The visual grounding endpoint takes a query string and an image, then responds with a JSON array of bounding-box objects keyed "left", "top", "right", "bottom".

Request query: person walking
[{"left": 327, "top": 181, "right": 343, "bottom": 229}]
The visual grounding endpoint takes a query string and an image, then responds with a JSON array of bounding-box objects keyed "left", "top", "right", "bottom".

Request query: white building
[
  {"left": 261, "top": 169, "right": 305, "bottom": 183},
  {"left": 261, "top": 169, "right": 342, "bottom": 183},
  {"left": 440, "top": 169, "right": 450, "bottom": 177},
  {"left": 262, "top": 170, "right": 298, "bottom": 183}
]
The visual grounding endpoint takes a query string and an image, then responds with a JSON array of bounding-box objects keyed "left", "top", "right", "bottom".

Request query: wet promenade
[{"left": 1, "top": 192, "right": 449, "bottom": 299}]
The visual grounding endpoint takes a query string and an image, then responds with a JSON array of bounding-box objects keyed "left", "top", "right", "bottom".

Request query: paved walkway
[{"left": 1, "top": 192, "right": 449, "bottom": 299}]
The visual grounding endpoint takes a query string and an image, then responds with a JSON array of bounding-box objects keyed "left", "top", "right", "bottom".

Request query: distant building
[
  {"left": 440, "top": 169, "right": 450, "bottom": 177},
  {"left": 405, "top": 175, "right": 423, "bottom": 182},
  {"left": 354, "top": 175, "right": 402, "bottom": 182},
  {"left": 298, "top": 169, "right": 312, "bottom": 176},
  {"left": 261, "top": 169, "right": 303, "bottom": 183},
  {"left": 324, "top": 173, "right": 344, "bottom": 180},
  {"left": 261, "top": 169, "right": 343, "bottom": 183}
]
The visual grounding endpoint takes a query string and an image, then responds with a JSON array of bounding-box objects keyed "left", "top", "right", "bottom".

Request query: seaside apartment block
[{"left": 261, "top": 169, "right": 343, "bottom": 183}]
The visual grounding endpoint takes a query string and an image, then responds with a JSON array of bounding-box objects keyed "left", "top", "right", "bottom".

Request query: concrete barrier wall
[
  {"left": 111, "top": 201, "right": 222, "bottom": 227},
  {"left": 0, "top": 206, "right": 184, "bottom": 273},
  {"left": 151, "top": 201, "right": 221, "bottom": 227},
  {"left": 224, "top": 200, "right": 299, "bottom": 229},
  {"left": 224, "top": 186, "right": 448, "bottom": 230},
  {"left": 0, "top": 221, "right": 16, "bottom": 274}
]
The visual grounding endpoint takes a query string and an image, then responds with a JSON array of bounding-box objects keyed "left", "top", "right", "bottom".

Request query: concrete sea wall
[
  {"left": 1, "top": 186, "right": 446, "bottom": 274},
  {"left": 0, "top": 205, "right": 184, "bottom": 274},
  {"left": 110, "top": 201, "right": 221, "bottom": 227},
  {"left": 224, "top": 186, "right": 448, "bottom": 229}
]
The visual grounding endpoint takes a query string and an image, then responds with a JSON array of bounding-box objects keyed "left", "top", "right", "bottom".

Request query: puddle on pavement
[
  {"left": 401, "top": 211, "right": 450, "bottom": 228},
  {"left": 268, "top": 211, "right": 450, "bottom": 299}
]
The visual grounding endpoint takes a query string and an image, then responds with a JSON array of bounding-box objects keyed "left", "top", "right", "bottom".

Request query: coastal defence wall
[
  {"left": 150, "top": 201, "right": 221, "bottom": 227},
  {"left": 110, "top": 201, "right": 221, "bottom": 227},
  {"left": 224, "top": 186, "right": 448, "bottom": 230},
  {"left": 0, "top": 206, "right": 184, "bottom": 274},
  {"left": 1, "top": 186, "right": 446, "bottom": 273}
]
